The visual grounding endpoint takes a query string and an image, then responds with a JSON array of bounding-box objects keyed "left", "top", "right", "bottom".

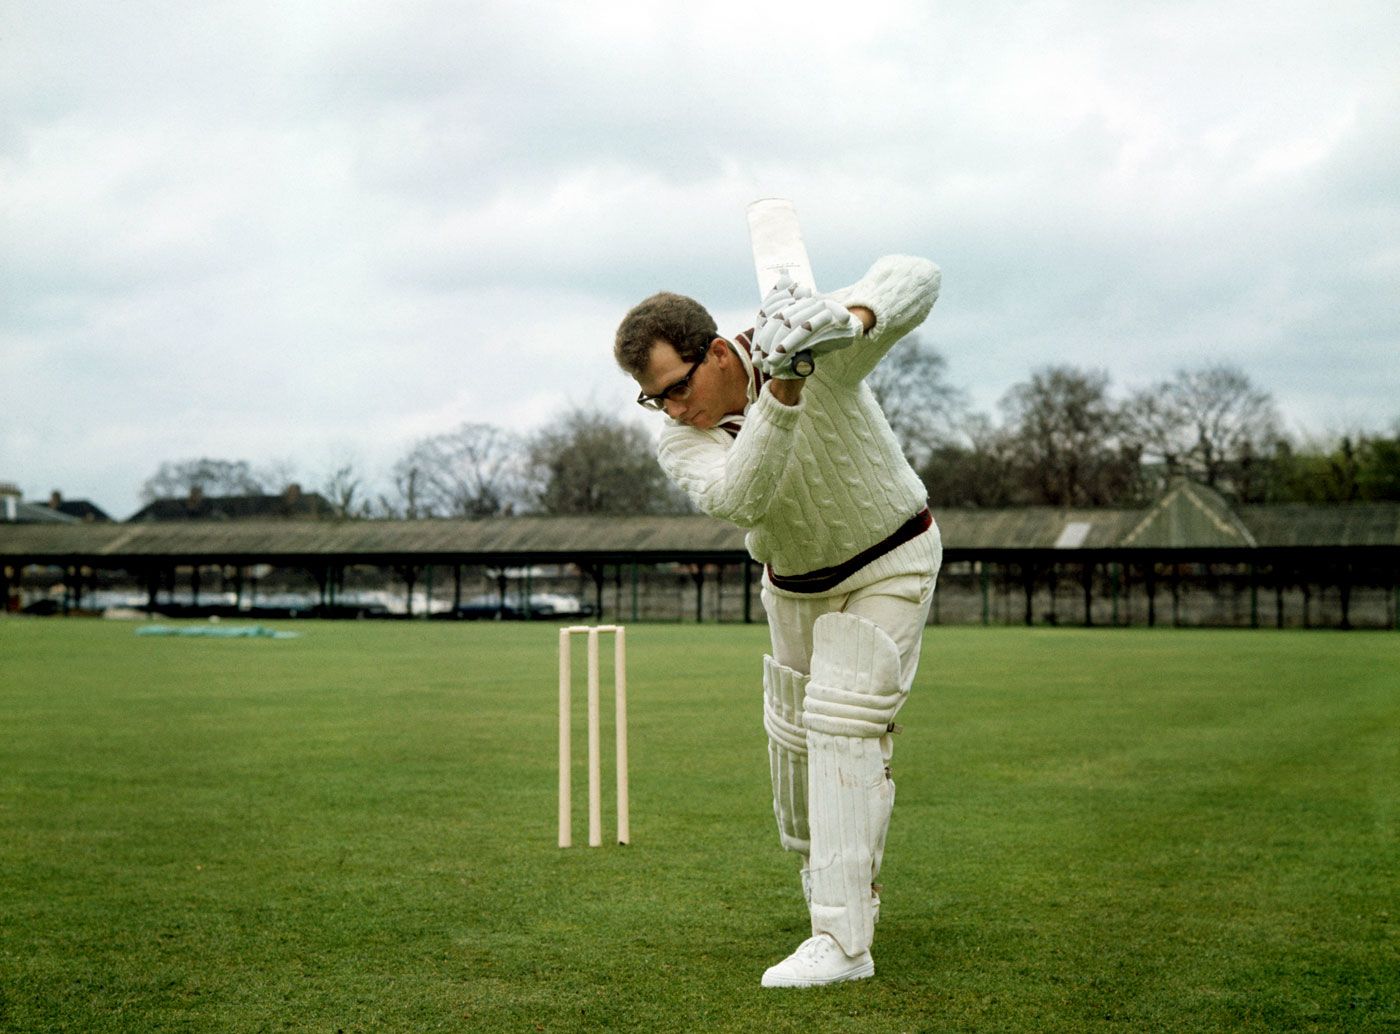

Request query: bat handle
[{"left": 790, "top": 350, "right": 816, "bottom": 378}]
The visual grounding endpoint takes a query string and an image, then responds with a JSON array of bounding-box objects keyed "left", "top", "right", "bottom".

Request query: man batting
[{"left": 613, "top": 215, "right": 942, "bottom": 988}]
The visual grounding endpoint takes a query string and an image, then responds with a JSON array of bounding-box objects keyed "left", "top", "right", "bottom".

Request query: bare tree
[
  {"left": 140, "top": 458, "right": 265, "bottom": 502},
  {"left": 257, "top": 458, "right": 301, "bottom": 495},
  {"left": 1121, "top": 386, "right": 1187, "bottom": 479},
  {"left": 865, "top": 336, "right": 967, "bottom": 466},
  {"left": 919, "top": 412, "right": 1022, "bottom": 507},
  {"left": 1000, "top": 366, "right": 1138, "bottom": 506},
  {"left": 1124, "top": 364, "right": 1281, "bottom": 499},
  {"left": 387, "top": 462, "right": 424, "bottom": 519},
  {"left": 391, "top": 423, "right": 525, "bottom": 518},
  {"left": 1173, "top": 365, "right": 1281, "bottom": 490},
  {"left": 525, "top": 407, "right": 689, "bottom": 515},
  {"left": 319, "top": 461, "right": 368, "bottom": 518}
]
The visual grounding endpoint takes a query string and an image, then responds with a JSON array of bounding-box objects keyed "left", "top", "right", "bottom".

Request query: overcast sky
[{"left": 3, "top": 0, "right": 1397, "bottom": 519}]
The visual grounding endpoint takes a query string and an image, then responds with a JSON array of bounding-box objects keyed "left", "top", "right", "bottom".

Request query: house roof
[
  {"left": 52, "top": 500, "right": 113, "bottom": 522},
  {"left": 1, "top": 500, "right": 79, "bottom": 525},
  {"left": 127, "top": 489, "right": 339, "bottom": 522}
]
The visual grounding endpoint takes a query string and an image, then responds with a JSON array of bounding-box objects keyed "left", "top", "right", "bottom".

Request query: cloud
[{"left": 2, "top": 0, "right": 1398, "bottom": 517}]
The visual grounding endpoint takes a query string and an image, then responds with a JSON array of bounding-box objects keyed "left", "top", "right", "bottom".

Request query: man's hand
[
  {"left": 754, "top": 275, "right": 812, "bottom": 344},
  {"left": 756, "top": 292, "right": 863, "bottom": 378},
  {"left": 754, "top": 274, "right": 813, "bottom": 379}
]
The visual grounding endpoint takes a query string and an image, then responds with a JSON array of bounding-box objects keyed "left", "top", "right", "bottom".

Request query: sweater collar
[{"left": 717, "top": 329, "right": 765, "bottom": 439}]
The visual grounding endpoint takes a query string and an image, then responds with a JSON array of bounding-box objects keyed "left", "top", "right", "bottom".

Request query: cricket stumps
[{"left": 558, "top": 625, "right": 629, "bottom": 847}]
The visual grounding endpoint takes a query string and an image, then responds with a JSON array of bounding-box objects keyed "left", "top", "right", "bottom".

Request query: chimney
[
  {"left": 49, "top": 490, "right": 62, "bottom": 509},
  {"left": 188, "top": 486, "right": 204, "bottom": 509},
  {"left": 0, "top": 483, "right": 19, "bottom": 523},
  {"left": 283, "top": 483, "right": 302, "bottom": 505}
]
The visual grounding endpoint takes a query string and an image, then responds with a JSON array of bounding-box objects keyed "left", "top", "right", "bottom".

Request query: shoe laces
[{"left": 792, "top": 935, "right": 836, "bottom": 963}]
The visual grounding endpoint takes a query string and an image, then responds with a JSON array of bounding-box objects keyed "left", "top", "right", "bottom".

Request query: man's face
[{"left": 636, "top": 338, "right": 736, "bottom": 429}]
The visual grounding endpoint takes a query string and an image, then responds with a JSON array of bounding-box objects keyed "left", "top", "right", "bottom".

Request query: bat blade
[{"left": 746, "top": 198, "right": 816, "bottom": 299}]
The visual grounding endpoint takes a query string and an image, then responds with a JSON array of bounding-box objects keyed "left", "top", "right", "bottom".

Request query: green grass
[{"left": 0, "top": 620, "right": 1396, "bottom": 1033}]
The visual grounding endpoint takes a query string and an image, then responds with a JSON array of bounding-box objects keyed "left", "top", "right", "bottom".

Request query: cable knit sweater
[{"left": 656, "top": 254, "right": 942, "bottom": 595}]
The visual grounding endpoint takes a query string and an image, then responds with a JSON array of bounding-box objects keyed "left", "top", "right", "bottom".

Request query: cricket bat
[
  {"left": 746, "top": 197, "right": 816, "bottom": 298},
  {"left": 746, "top": 198, "right": 818, "bottom": 376}
]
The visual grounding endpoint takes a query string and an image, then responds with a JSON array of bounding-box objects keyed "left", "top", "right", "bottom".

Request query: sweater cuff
[
  {"left": 753, "top": 383, "right": 805, "bottom": 428},
  {"left": 840, "top": 256, "right": 940, "bottom": 344}
]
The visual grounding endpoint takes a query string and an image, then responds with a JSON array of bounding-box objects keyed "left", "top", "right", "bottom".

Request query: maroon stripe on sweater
[
  {"left": 717, "top": 328, "right": 765, "bottom": 440},
  {"left": 733, "top": 328, "right": 767, "bottom": 397},
  {"left": 766, "top": 509, "right": 932, "bottom": 594}
]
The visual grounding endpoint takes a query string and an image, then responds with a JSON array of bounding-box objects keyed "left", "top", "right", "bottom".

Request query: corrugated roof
[
  {"left": 932, "top": 508, "right": 1139, "bottom": 550},
  {"left": 1120, "top": 479, "right": 1257, "bottom": 549},
  {"left": 0, "top": 514, "right": 749, "bottom": 562},
  {"left": 2, "top": 489, "right": 1398, "bottom": 564},
  {"left": 1239, "top": 502, "right": 1400, "bottom": 548}
]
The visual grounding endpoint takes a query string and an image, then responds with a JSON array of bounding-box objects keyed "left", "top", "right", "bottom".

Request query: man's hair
[{"left": 614, "top": 291, "right": 717, "bottom": 377}]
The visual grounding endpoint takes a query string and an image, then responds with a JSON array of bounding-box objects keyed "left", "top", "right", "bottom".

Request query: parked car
[{"left": 440, "top": 593, "right": 594, "bottom": 621}]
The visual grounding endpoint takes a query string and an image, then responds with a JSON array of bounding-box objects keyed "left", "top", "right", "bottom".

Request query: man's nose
[{"left": 663, "top": 397, "right": 687, "bottom": 420}]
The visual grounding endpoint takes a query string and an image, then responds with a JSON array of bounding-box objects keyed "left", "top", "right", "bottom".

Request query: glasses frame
[{"left": 636, "top": 351, "right": 708, "bottom": 411}]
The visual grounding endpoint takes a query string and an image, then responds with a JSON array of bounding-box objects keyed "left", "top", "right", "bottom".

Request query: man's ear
[{"left": 709, "top": 337, "right": 729, "bottom": 360}]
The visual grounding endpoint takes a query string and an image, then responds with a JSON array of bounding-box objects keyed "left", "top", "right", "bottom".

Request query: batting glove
[
  {"left": 754, "top": 274, "right": 812, "bottom": 350},
  {"left": 757, "top": 296, "right": 862, "bottom": 378}
]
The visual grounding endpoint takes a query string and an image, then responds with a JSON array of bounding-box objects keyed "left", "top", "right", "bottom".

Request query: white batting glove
[
  {"left": 754, "top": 273, "right": 812, "bottom": 353},
  {"left": 757, "top": 296, "right": 862, "bottom": 378},
  {"left": 763, "top": 351, "right": 815, "bottom": 379}
]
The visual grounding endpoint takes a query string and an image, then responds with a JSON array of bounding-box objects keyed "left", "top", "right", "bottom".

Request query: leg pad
[
  {"left": 803, "top": 613, "right": 905, "bottom": 956},
  {"left": 804, "top": 613, "right": 904, "bottom": 737},
  {"left": 763, "top": 655, "right": 809, "bottom": 855}
]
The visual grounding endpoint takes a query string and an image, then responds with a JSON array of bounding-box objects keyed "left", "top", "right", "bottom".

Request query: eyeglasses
[{"left": 636, "top": 353, "right": 707, "bottom": 411}]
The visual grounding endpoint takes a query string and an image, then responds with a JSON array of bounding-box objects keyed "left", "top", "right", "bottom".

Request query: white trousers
[
  {"left": 761, "top": 557, "right": 938, "bottom": 955},
  {"left": 761, "top": 564, "right": 937, "bottom": 766}
]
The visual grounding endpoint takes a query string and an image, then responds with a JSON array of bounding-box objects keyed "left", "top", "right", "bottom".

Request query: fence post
[{"left": 743, "top": 559, "right": 753, "bottom": 624}]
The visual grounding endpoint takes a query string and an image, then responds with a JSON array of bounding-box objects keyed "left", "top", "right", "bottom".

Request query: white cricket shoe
[{"left": 760, "top": 934, "right": 874, "bottom": 988}]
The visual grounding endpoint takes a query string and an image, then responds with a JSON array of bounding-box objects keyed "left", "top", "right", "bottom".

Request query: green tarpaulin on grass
[{"left": 135, "top": 624, "right": 299, "bottom": 639}]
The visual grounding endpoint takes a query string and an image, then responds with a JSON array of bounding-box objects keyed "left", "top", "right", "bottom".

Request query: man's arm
[
  {"left": 817, "top": 257, "right": 941, "bottom": 387},
  {"left": 657, "top": 388, "right": 804, "bottom": 527},
  {"left": 766, "top": 305, "right": 875, "bottom": 406}
]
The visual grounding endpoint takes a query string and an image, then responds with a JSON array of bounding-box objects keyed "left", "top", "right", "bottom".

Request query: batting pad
[
  {"left": 806, "top": 731, "right": 892, "bottom": 957},
  {"left": 763, "top": 655, "right": 810, "bottom": 855},
  {"left": 803, "top": 612, "right": 904, "bottom": 956},
  {"left": 804, "top": 612, "right": 904, "bottom": 738}
]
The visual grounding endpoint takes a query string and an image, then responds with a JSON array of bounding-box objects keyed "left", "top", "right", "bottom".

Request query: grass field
[{"left": 0, "top": 619, "right": 1396, "bottom": 1033}]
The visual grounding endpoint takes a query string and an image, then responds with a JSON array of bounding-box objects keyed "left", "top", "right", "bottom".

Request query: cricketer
[{"left": 614, "top": 247, "right": 942, "bottom": 987}]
